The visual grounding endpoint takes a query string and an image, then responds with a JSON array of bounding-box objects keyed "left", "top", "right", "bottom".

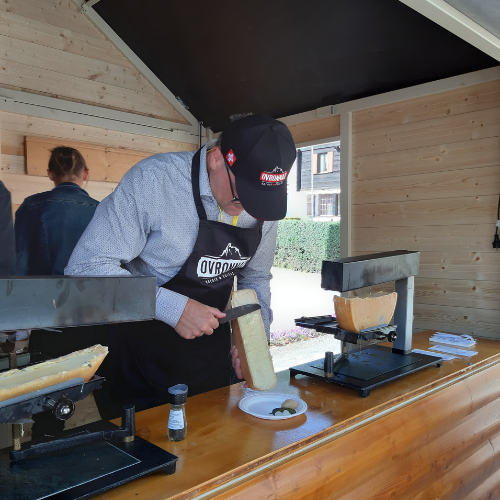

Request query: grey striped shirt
[{"left": 65, "top": 143, "right": 277, "bottom": 335}]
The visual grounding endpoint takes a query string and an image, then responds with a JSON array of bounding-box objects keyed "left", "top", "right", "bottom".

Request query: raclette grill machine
[
  {"left": 290, "top": 251, "right": 443, "bottom": 397},
  {"left": 0, "top": 276, "right": 177, "bottom": 500}
]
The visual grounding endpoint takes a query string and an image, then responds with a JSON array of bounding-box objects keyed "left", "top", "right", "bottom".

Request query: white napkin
[{"left": 430, "top": 332, "right": 476, "bottom": 348}]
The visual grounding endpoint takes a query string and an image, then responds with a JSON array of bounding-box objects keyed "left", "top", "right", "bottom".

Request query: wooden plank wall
[
  {"left": 288, "top": 115, "right": 340, "bottom": 144},
  {"left": 351, "top": 79, "right": 500, "bottom": 338},
  {"left": 1, "top": 111, "right": 197, "bottom": 213},
  {"left": 0, "top": 0, "right": 187, "bottom": 123},
  {"left": 25, "top": 136, "right": 152, "bottom": 182}
]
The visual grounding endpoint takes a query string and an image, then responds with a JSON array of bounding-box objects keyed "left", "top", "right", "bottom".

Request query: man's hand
[
  {"left": 175, "top": 298, "right": 226, "bottom": 339},
  {"left": 231, "top": 346, "right": 248, "bottom": 387}
]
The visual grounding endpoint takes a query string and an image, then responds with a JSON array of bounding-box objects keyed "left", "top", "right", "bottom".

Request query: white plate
[{"left": 238, "top": 393, "right": 307, "bottom": 420}]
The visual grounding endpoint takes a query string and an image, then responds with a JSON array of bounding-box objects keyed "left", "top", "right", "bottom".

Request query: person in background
[
  {"left": 0, "top": 181, "right": 18, "bottom": 384},
  {"left": 15, "top": 146, "right": 98, "bottom": 275},
  {"left": 0, "top": 180, "right": 15, "bottom": 275},
  {"left": 14, "top": 146, "right": 98, "bottom": 439}
]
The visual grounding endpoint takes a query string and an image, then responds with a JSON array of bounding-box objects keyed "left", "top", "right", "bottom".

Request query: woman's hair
[{"left": 48, "top": 147, "right": 87, "bottom": 178}]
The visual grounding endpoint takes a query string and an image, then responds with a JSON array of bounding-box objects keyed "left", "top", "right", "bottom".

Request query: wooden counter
[{"left": 97, "top": 331, "right": 500, "bottom": 500}]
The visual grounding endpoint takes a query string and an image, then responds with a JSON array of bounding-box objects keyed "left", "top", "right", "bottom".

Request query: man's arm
[
  {"left": 65, "top": 168, "right": 149, "bottom": 278},
  {"left": 65, "top": 165, "right": 187, "bottom": 328},
  {"left": 66, "top": 162, "right": 225, "bottom": 336},
  {"left": 237, "top": 221, "right": 278, "bottom": 339}
]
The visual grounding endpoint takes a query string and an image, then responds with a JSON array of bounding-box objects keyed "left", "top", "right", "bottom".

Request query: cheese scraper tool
[{"left": 219, "top": 304, "right": 261, "bottom": 324}]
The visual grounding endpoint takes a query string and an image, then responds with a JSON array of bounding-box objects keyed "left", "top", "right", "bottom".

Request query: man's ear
[
  {"left": 83, "top": 169, "right": 90, "bottom": 182},
  {"left": 47, "top": 169, "right": 54, "bottom": 181},
  {"left": 207, "top": 146, "right": 223, "bottom": 172}
]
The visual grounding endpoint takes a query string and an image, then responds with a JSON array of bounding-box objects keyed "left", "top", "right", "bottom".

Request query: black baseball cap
[{"left": 220, "top": 115, "right": 296, "bottom": 221}]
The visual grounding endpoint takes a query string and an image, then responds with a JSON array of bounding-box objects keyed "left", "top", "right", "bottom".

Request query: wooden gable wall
[
  {"left": 0, "top": 0, "right": 197, "bottom": 215},
  {"left": 0, "top": 0, "right": 187, "bottom": 123}
]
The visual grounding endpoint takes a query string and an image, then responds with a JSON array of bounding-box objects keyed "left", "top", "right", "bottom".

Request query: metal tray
[{"left": 295, "top": 316, "right": 397, "bottom": 344}]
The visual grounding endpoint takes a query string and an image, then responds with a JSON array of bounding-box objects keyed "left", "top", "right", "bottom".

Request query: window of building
[
  {"left": 319, "top": 153, "right": 328, "bottom": 173},
  {"left": 319, "top": 194, "right": 333, "bottom": 215},
  {"left": 314, "top": 151, "right": 334, "bottom": 174},
  {"left": 317, "top": 193, "right": 339, "bottom": 216}
]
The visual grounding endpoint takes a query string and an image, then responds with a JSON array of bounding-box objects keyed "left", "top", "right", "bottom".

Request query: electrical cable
[{"left": 493, "top": 194, "right": 500, "bottom": 249}]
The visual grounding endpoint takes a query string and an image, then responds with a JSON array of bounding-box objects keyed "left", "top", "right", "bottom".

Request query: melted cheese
[{"left": 0, "top": 345, "right": 108, "bottom": 402}]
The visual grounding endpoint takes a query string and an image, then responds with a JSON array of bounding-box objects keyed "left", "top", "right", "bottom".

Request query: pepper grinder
[
  {"left": 167, "top": 384, "right": 188, "bottom": 442},
  {"left": 324, "top": 351, "right": 334, "bottom": 379}
]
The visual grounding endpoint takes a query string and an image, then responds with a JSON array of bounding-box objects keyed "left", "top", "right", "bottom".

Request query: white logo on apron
[{"left": 197, "top": 244, "right": 250, "bottom": 282}]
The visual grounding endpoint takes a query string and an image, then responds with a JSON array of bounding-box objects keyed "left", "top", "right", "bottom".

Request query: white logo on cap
[{"left": 260, "top": 167, "right": 288, "bottom": 186}]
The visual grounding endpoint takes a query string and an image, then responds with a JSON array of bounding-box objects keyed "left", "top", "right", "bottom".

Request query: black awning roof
[{"left": 94, "top": 0, "right": 497, "bottom": 132}]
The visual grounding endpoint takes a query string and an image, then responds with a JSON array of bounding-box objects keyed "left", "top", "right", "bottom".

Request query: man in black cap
[{"left": 66, "top": 114, "right": 296, "bottom": 417}]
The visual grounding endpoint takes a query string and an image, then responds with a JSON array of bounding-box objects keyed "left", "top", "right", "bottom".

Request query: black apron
[{"left": 94, "top": 150, "right": 263, "bottom": 419}]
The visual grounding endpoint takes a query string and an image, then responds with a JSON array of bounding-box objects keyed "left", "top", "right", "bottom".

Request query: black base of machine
[
  {"left": 289, "top": 345, "right": 443, "bottom": 397},
  {"left": 0, "top": 419, "right": 177, "bottom": 500}
]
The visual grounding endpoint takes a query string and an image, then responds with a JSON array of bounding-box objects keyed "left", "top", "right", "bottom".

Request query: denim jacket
[
  {"left": 0, "top": 180, "right": 15, "bottom": 275},
  {"left": 15, "top": 183, "right": 99, "bottom": 275}
]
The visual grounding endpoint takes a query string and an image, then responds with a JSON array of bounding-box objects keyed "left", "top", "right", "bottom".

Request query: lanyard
[
  {"left": 207, "top": 148, "right": 238, "bottom": 226},
  {"left": 218, "top": 205, "right": 239, "bottom": 226}
]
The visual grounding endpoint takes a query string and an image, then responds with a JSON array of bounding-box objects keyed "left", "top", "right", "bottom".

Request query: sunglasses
[{"left": 223, "top": 157, "right": 240, "bottom": 203}]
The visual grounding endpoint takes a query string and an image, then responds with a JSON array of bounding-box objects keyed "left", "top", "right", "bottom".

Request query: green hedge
[{"left": 274, "top": 219, "right": 340, "bottom": 273}]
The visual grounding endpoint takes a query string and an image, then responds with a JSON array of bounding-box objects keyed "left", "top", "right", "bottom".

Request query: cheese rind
[
  {"left": 0, "top": 344, "right": 108, "bottom": 402},
  {"left": 231, "top": 289, "right": 277, "bottom": 391},
  {"left": 334, "top": 292, "right": 398, "bottom": 333}
]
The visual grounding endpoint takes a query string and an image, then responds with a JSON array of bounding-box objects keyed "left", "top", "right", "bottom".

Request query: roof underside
[{"left": 94, "top": 0, "right": 497, "bottom": 132}]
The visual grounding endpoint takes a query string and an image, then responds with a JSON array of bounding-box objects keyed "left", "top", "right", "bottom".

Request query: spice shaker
[{"left": 167, "top": 384, "right": 188, "bottom": 441}]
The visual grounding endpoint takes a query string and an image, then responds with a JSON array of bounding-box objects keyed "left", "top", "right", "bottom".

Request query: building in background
[{"left": 286, "top": 141, "right": 340, "bottom": 221}]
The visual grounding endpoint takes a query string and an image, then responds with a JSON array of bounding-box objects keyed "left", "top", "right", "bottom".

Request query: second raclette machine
[
  {"left": 0, "top": 276, "right": 177, "bottom": 500},
  {"left": 291, "top": 251, "right": 442, "bottom": 397}
]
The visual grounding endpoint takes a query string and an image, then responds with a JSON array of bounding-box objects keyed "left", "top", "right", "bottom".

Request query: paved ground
[
  {"left": 270, "top": 335, "right": 340, "bottom": 372},
  {"left": 269, "top": 266, "right": 339, "bottom": 333},
  {"left": 268, "top": 266, "right": 340, "bottom": 371}
]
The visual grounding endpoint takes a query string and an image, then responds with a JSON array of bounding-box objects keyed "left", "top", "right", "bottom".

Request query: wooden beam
[
  {"left": 2, "top": 172, "right": 117, "bottom": 205},
  {"left": 400, "top": 0, "right": 500, "bottom": 62},
  {"left": 414, "top": 302, "right": 500, "bottom": 337},
  {"left": 350, "top": 251, "right": 500, "bottom": 282},
  {"left": 362, "top": 277, "right": 500, "bottom": 310},
  {"left": 0, "top": 89, "right": 200, "bottom": 144},
  {"left": 25, "top": 136, "right": 150, "bottom": 183},
  {"left": 351, "top": 224, "right": 496, "bottom": 253},
  {"left": 1, "top": 112, "right": 197, "bottom": 155},
  {"left": 287, "top": 115, "right": 340, "bottom": 145},
  {"left": 280, "top": 67, "right": 500, "bottom": 128},
  {"left": 352, "top": 136, "right": 500, "bottom": 182},
  {"left": 352, "top": 79, "right": 500, "bottom": 134},
  {"left": 352, "top": 105, "right": 500, "bottom": 158},
  {"left": 1, "top": 154, "right": 25, "bottom": 175},
  {"left": 71, "top": 0, "right": 200, "bottom": 129},
  {"left": 351, "top": 194, "right": 498, "bottom": 228},
  {"left": 340, "top": 112, "right": 352, "bottom": 258},
  {"left": 353, "top": 165, "right": 500, "bottom": 204}
]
